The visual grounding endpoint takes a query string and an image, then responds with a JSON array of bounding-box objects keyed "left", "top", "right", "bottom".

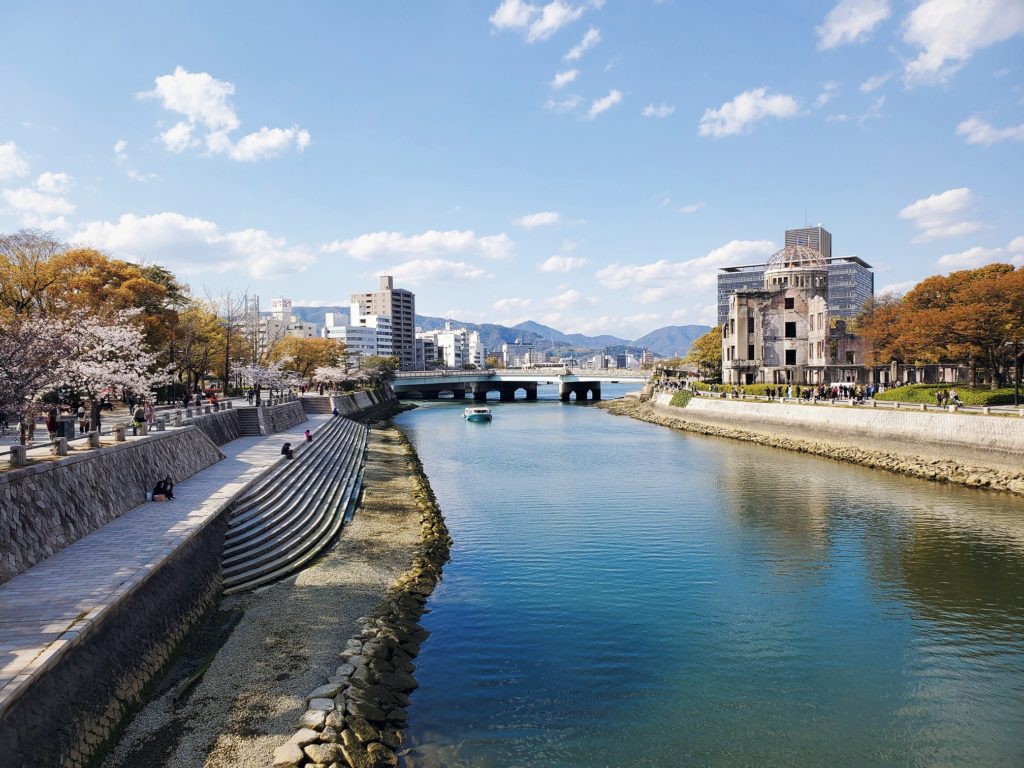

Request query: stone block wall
[
  {"left": 183, "top": 409, "right": 241, "bottom": 446},
  {"left": 261, "top": 401, "right": 308, "bottom": 434},
  {"left": 0, "top": 428, "right": 224, "bottom": 585},
  {"left": 657, "top": 393, "right": 1024, "bottom": 460},
  {"left": 0, "top": 506, "right": 228, "bottom": 768}
]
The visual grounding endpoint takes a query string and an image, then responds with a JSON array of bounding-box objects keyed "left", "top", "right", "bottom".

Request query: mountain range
[{"left": 289, "top": 306, "right": 709, "bottom": 359}]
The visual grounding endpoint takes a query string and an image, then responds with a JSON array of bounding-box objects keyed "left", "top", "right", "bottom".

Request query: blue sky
[{"left": 1, "top": 0, "right": 1022, "bottom": 338}]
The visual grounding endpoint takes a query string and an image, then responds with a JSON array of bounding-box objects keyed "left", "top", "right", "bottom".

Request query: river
[{"left": 394, "top": 388, "right": 1024, "bottom": 767}]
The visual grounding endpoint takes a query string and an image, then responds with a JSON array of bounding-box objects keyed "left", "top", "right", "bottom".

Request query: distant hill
[
  {"left": 633, "top": 325, "right": 711, "bottom": 358},
  {"left": 290, "top": 306, "right": 709, "bottom": 358}
]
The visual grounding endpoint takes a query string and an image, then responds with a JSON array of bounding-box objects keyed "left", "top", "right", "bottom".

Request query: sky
[{"left": 1, "top": 0, "right": 1022, "bottom": 340}]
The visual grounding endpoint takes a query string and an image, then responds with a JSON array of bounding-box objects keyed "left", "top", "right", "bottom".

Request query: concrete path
[{"left": 0, "top": 413, "right": 329, "bottom": 719}]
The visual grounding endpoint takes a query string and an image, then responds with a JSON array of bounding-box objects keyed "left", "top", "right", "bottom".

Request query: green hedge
[{"left": 874, "top": 383, "right": 1018, "bottom": 406}]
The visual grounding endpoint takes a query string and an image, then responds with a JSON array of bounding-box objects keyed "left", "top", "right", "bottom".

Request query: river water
[{"left": 394, "top": 389, "right": 1024, "bottom": 767}]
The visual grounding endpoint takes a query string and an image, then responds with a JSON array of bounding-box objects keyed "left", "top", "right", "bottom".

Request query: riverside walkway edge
[{"left": 0, "top": 413, "right": 330, "bottom": 717}]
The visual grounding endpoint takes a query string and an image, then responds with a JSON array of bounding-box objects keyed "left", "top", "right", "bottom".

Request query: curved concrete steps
[{"left": 221, "top": 416, "right": 369, "bottom": 594}]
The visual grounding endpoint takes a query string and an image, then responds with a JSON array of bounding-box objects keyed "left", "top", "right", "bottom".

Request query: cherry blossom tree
[
  {"left": 63, "top": 310, "right": 172, "bottom": 429},
  {"left": 0, "top": 316, "right": 73, "bottom": 434}
]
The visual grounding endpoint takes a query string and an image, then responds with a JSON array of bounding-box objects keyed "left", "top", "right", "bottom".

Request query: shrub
[
  {"left": 874, "top": 383, "right": 1017, "bottom": 406},
  {"left": 670, "top": 391, "right": 692, "bottom": 408}
]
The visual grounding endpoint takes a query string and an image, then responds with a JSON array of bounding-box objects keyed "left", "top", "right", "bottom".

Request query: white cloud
[
  {"left": 71, "top": 211, "right": 315, "bottom": 280},
  {"left": 642, "top": 102, "right": 675, "bottom": 118},
  {"left": 528, "top": 1, "right": 584, "bottom": 42},
  {"left": 903, "top": 0, "right": 1024, "bottom": 85},
  {"left": 817, "top": 0, "right": 891, "bottom": 49},
  {"left": 858, "top": 95, "right": 886, "bottom": 124},
  {"left": 34, "top": 171, "right": 72, "bottom": 195},
  {"left": 544, "top": 95, "right": 584, "bottom": 113},
  {"left": 0, "top": 141, "right": 29, "bottom": 181},
  {"left": 596, "top": 239, "right": 776, "bottom": 304},
  {"left": 490, "top": 0, "right": 536, "bottom": 29},
  {"left": 898, "top": 187, "right": 981, "bottom": 242},
  {"left": 698, "top": 88, "right": 799, "bottom": 137},
  {"left": 859, "top": 72, "right": 892, "bottom": 93},
  {"left": 550, "top": 69, "right": 579, "bottom": 89},
  {"left": 515, "top": 211, "right": 561, "bottom": 228},
  {"left": 539, "top": 254, "right": 586, "bottom": 272},
  {"left": 489, "top": 1, "right": 586, "bottom": 43},
  {"left": 322, "top": 229, "right": 515, "bottom": 261},
  {"left": 956, "top": 116, "right": 1024, "bottom": 145},
  {"left": 815, "top": 82, "right": 840, "bottom": 107},
  {"left": 384, "top": 258, "right": 492, "bottom": 285},
  {"left": 827, "top": 113, "right": 851, "bottom": 122},
  {"left": 587, "top": 89, "right": 622, "bottom": 119},
  {"left": 224, "top": 126, "right": 312, "bottom": 161},
  {"left": 564, "top": 26, "right": 601, "bottom": 60},
  {"left": 492, "top": 287, "right": 589, "bottom": 326},
  {"left": 113, "top": 138, "right": 150, "bottom": 181},
  {"left": 877, "top": 279, "right": 920, "bottom": 295},
  {"left": 678, "top": 202, "right": 704, "bottom": 214},
  {"left": 139, "top": 66, "right": 310, "bottom": 161},
  {"left": 2, "top": 172, "right": 75, "bottom": 229},
  {"left": 937, "top": 236, "right": 1024, "bottom": 268}
]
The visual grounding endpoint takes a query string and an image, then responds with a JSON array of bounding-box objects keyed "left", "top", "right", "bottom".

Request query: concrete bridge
[{"left": 392, "top": 368, "right": 648, "bottom": 402}]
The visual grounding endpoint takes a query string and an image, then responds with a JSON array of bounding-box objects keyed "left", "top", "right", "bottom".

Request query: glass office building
[{"left": 716, "top": 227, "right": 873, "bottom": 326}]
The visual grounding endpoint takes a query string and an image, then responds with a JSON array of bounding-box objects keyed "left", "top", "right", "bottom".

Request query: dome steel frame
[{"left": 764, "top": 244, "right": 827, "bottom": 272}]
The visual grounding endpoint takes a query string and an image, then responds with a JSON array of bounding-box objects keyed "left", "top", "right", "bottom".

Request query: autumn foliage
[{"left": 858, "top": 264, "right": 1024, "bottom": 387}]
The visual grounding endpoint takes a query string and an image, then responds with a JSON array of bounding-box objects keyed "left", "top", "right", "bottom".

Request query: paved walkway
[{"left": 0, "top": 413, "right": 330, "bottom": 717}]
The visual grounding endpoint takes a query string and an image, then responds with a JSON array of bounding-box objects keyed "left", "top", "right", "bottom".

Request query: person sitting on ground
[
  {"left": 281, "top": 442, "right": 294, "bottom": 459},
  {"left": 153, "top": 477, "right": 175, "bottom": 500},
  {"left": 332, "top": 407, "right": 339, "bottom": 417},
  {"left": 304, "top": 429, "right": 313, "bottom": 443}
]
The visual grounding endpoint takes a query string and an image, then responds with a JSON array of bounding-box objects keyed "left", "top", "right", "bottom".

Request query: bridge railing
[{"left": 394, "top": 367, "right": 649, "bottom": 379}]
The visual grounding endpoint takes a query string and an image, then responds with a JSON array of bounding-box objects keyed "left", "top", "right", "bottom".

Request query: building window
[
  {"left": 785, "top": 297, "right": 794, "bottom": 309},
  {"left": 785, "top": 321, "right": 796, "bottom": 338},
  {"left": 730, "top": 318, "right": 735, "bottom": 335},
  {"left": 722, "top": 325, "right": 728, "bottom": 338},
  {"left": 785, "top": 349, "right": 796, "bottom": 365},
  {"left": 728, "top": 346, "right": 735, "bottom": 361},
  {"left": 846, "top": 351, "right": 855, "bottom": 364},
  {"left": 748, "top": 344, "right": 754, "bottom": 359}
]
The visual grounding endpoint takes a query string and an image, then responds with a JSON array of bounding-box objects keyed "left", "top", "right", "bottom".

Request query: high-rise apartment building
[
  {"left": 351, "top": 275, "right": 416, "bottom": 369},
  {"left": 717, "top": 226, "right": 872, "bottom": 325}
]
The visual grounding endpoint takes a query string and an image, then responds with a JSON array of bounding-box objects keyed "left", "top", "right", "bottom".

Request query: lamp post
[{"left": 1015, "top": 339, "right": 1020, "bottom": 408}]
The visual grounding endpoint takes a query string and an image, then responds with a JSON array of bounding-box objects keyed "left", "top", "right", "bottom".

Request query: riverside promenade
[{"left": 0, "top": 413, "right": 329, "bottom": 723}]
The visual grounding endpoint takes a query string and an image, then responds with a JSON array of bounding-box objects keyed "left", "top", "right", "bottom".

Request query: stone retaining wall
[
  {"left": 0, "top": 502, "right": 228, "bottom": 767},
  {"left": 0, "top": 428, "right": 224, "bottom": 585},
  {"left": 261, "top": 401, "right": 308, "bottom": 435},
  {"left": 604, "top": 398, "right": 1024, "bottom": 496},
  {"left": 273, "top": 430, "right": 451, "bottom": 768},
  {"left": 183, "top": 408, "right": 241, "bottom": 446},
  {"left": 332, "top": 389, "right": 399, "bottom": 421},
  {"left": 668, "top": 394, "right": 1024, "bottom": 460}
]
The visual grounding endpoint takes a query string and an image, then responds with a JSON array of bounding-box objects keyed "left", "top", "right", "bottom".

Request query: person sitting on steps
[
  {"left": 153, "top": 477, "right": 175, "bottom": 501},
  {"left": 304, "top": 429, "right": 313, "bottom": 443},
  {"left": 281, "top": 442, "right": 294, "bottom": 459}
]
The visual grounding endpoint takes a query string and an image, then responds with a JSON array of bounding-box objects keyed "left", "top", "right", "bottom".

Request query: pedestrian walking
[
  {"left": 46, "top": 405, "right": 59, "bottom": 440},
  {"left": 144, "top": 402, "right": 155, "bottom": 425}
]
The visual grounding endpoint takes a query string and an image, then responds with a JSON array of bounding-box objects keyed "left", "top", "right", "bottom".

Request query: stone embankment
[
  {"left": 602, "top": 398, "right": 1024, "bottom": 496},
  {"left": 273, "top": 432, "right": 451, "bottom": 768},
  {"left": 0, "top": 427, "right": 224, "bottom": 583}
]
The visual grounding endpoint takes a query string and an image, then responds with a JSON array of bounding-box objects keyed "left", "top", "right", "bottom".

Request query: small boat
[{"left": 464, "top": 406, "right": 493, "bottom": 422}]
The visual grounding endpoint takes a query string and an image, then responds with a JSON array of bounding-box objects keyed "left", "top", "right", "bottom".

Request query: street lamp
[{"left": 1007, "top": 339, "right": 1021, "bottom": 407}]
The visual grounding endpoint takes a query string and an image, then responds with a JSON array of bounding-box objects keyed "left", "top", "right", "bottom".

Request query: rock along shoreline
[
  {"left": 599, "top": 398, "right": 1024, "bottom": 497},
  {"left": 273, "top": 425, "right": 452, "bottom": 768}
]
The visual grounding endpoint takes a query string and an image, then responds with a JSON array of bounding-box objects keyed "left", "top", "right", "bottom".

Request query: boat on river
[{"left": 464, "top": 406, "right": 493, "bottom": 422}]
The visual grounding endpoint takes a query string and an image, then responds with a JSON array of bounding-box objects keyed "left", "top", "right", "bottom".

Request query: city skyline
[{"left": 1, "top": 1, "right": 1022, "bottom": 338}]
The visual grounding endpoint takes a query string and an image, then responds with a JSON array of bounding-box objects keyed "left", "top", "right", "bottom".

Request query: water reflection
[{"left": 397, "top": 400, "right": 1024, "bottom": 767}]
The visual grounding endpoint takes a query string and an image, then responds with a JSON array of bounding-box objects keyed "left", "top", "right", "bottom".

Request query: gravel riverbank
[
  {"left": 100, "top": 423, "right": 425, "bottom": 768},
  {"left": 600, "top": 399, "right": 1024, "bottom": 497}
]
